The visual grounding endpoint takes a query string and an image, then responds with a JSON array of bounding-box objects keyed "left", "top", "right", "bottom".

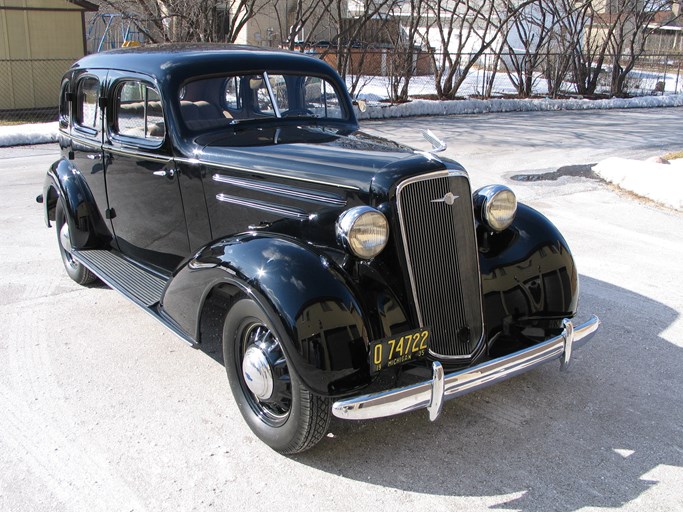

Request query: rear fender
[
  {"left": 44, "top": 158, "right": 103, "bottom": 249},
  {"left": 162, "top": 233, "right": 372, "bottom": 396}
]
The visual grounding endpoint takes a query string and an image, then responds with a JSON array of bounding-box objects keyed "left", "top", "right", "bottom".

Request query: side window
[
  {"left": 304, "top": 77, "right": 343, "bottom": 119},
  {"left": 224, "top": 77, "right": 241, "bottom": 110},
  {"left": 251, "top": 76, "right": 276, "bottom": 116},
  {"left": 268, "top": 74, "right": 289, "bottom": 111},
  {"left": 59, "top": 79, "right": 70, "bottom": 129},
  {"left": 114, "top": 81, "right": 165, "bottom": 141},
  {"left": 76, "top": 77, "right": 100, "bottom": 130}
]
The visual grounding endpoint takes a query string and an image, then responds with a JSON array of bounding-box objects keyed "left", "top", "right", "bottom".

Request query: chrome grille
[{"left": 396, "top": 172, "right": 484, "bottom": 359}]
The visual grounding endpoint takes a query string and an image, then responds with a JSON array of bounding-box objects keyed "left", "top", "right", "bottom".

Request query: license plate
[{"left": 369, "top": 327, "right": 430, "bottom": 372}]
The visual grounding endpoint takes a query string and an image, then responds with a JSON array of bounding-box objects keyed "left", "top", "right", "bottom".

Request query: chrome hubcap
[
  {"left": 239, "top": 323, "right": 292, "bottom": 426},
  {"left": 58, "top": 219, "right": 77, "bottom": 269},
  {"left": 242, "top": 346, "right": 274, "bottom": 401},
  {"left": 59, "top": 222, "right": 72, "bottom": 253}
]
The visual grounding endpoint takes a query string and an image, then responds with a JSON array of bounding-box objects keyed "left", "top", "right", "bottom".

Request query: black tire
[
  {"left": 222, "top": 298, "right": 331, "bottom": 454},
  {"left": 55, "top": 200, "right": 97, "bottom": 285}
]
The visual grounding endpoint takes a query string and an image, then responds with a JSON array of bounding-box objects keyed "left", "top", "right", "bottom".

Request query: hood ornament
[
  {"left": 431, "top": 192, "right": 459, "bottom": 205},
  {"left": 422, "top": 129, "right": 447, "bottom": 153}
]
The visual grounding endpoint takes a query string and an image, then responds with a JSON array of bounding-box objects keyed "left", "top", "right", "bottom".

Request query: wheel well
[{"left": 198, "top": 283, "right": 244, "bottom": 365}]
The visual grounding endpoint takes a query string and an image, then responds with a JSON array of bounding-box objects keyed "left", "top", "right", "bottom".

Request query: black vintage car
[{"left": 39, "top": 44, "right": 599, "bottom": 453}]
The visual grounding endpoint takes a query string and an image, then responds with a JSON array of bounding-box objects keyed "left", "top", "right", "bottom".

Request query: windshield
[{"left": 178, "top": 72, "right": 346, "bottom": 132}]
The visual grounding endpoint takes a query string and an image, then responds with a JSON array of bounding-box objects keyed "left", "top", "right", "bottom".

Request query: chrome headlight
[
  {"left": 475, "top": 185, "right": 517, "bottom": 232},
  {"left": 336, "top": 206, "right": 389, "bottom": 259}
]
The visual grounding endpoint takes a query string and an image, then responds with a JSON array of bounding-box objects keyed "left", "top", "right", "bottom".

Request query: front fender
[
  {"left": 478, "top": 203, "right": 579, "bottom": 341},
  {"left": 43, "top": 158, "right": 105, "bottom": 249},
  {"left": 162, "top": 233, "right": 372, "bottom": 396}
]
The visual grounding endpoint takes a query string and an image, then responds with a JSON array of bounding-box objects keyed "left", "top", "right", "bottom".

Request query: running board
[
  {"left": 71, "top": 249, "right": 195, "bottom": 346},
  {"left": 73, "top": 249, "right": 166, "bottom": 306}
]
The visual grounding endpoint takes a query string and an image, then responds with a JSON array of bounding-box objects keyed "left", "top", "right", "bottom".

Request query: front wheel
[
  {"left": 55, "top": 201, "right": 97, "bottom": 285},
  {"left": 222, "top": 298, "right": 331, "bottom": 454}
]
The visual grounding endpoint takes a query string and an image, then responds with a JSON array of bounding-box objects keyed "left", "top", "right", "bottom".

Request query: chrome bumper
[{"left": 332, "top": 315, "right": 600, "bottom": 421}]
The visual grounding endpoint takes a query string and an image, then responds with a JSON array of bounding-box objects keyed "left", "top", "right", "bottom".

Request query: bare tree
[
  {"left": 563, "top": 2, "right": 613, "bottom": 96},
  {"left": 535, "top": 0, "right": 589, "bottom": 98},
  {"left": 269, "top": 0, "right": 336, "bottom": 50},
  {"left": 425, "top": 0, "right": 535, "bottom": 100},
  {"left": 385, "top": 0, "right": 429, "bottom": 102},
  {"left": 607, "top": 0, "right": 680, "bottom": 96},
  {"left": 98, "top": 0, "right": 264, "bottom": 43},
  {"left": 312, "top": 0, "right": 402, "bottom": 96},
  {"left": 500, "top": 0, "right": 554, "bottom": 98}
]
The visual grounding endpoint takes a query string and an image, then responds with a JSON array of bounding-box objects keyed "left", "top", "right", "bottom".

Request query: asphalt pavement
[{"left": 1, "top": 107, "right": 681, "bottom": 511}]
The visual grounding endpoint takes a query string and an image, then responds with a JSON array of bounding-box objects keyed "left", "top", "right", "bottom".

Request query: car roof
[{"left": 72, "top": 43, "right": 338, "bottom": 82}]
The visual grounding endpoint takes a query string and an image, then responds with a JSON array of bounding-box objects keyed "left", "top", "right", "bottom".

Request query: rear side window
[
  {"left": 59, "top": 79, "right": 70, "bottom": 129},
  {"left": 76, "top": 77, "right": 100, "bottom": 130},
  {"left": 114, "top": 81, "right": 165, "bottom": 141}
]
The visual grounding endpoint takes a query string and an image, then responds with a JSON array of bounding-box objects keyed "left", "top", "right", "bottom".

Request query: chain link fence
[
  {"left": 333, "top": 50, "right": 683, "bottom": 101},
  {"left": 0, "top": 58, "right": 76, "bottom": 125}
]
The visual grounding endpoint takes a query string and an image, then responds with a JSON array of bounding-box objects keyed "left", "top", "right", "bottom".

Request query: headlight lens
[
  {"left": 476, "top": 185, "right": 517, "bottom": 232},
  {"left": 336, "top": 206, "right": 389, "bottom": 259}
]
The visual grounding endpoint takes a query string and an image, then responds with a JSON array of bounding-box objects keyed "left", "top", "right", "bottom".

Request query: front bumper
[{"left": 332, "top": 315, "right": 600, "bottom": 421}]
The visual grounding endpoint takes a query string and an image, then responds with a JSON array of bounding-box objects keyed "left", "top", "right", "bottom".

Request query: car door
[
  {"left": 68, "top": 70, "right": 113, "bottom": 245},
  {"left": 103, "top": 72, "right": 190, "bottom": 272}
]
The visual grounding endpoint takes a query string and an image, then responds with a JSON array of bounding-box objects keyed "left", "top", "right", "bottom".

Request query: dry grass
[
  {"left": 662, "top": 150, "right": 683, "bottom": 161},
  {"left": 0, "top": 108, "right": 57, "bottom": 126}
]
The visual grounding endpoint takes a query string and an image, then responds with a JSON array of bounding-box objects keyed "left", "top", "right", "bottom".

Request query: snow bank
[
  {"left": 357, "top": 93, "right": 683, "bottom": 120},
  {"left": 0, "top": 122, "right": 59, "bottom": 147},
  {"left": 593, "top": 157, "right": 683, "bottom": 211}
]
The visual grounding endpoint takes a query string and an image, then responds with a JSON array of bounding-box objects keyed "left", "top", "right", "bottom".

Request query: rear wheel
[
  {"left": 222, "top": 298, "right": 330, "bottom": 454},
  {"left": 55, "top": 201, "right": 97, "bottom": 285}
]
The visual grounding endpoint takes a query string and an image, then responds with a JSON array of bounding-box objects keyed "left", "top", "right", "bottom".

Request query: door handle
[
  {"left": 153, "top": 169, "right": 175, "bottom": 178},
  {"left": 86, "top": 153, "right": 101, "bottom": 160}
]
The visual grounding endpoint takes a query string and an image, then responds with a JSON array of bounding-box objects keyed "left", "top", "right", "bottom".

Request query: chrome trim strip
[
  {"left": 395, "top": 169, "right": 485, "bottom": 360},
  {"left": 103, "top": 145, "right": 172, "bottom": 163},
  {"left": 216, "top": 193, "right": 309, "bottom": 220},
  {"left": 69, "top": 133, "right": 101, "bottom": 149},
  {"left": 332, "top": 315, "right": 600, "bottom": 421},
  {"left": 213, "top": 174, "right": 346, "bottom": 206},
  {"left": 175, "top": 157, "right": 360, "bottom": 191},
  {"left": 188, "top": 258, "right": 218, "bottom": 270}
]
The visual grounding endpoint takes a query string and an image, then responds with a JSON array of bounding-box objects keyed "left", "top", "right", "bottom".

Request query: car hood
[{"left": 190, "top": 126, "right": 457, "bottom": 197}]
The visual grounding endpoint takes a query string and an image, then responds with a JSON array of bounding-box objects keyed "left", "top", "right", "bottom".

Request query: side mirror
[{"left": 353, "top": 99, "right": 367, "bottom": 113}]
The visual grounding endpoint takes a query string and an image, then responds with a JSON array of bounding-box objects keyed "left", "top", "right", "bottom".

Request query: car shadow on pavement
[{"left": 290, "top": 274, "right": 682, "bottom": 511}]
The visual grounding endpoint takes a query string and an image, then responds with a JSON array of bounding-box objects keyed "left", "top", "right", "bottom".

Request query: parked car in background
[{"left": 39, "top": 44, "right": 599, "bottom": 453}]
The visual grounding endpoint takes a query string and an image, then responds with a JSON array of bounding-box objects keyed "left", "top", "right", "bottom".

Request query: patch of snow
[
  {"left": 593, "top": 157, "right": 683, "bottom": 211},
  {"left": 0, "top": 122, "right": 59, "bottom": 147}
]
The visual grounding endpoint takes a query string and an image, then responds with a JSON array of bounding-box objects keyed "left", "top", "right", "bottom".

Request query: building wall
[
  {"left": 239, "top": 0, "right": 341, "bottom": 47},
  {"left": 0, "top": 0, "right": 88, "bottom": 110}
]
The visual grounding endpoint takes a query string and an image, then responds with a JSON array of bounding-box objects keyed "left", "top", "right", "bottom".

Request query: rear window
[{"left": 178, "top": 72, "right": 346, "bottom": 132}]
